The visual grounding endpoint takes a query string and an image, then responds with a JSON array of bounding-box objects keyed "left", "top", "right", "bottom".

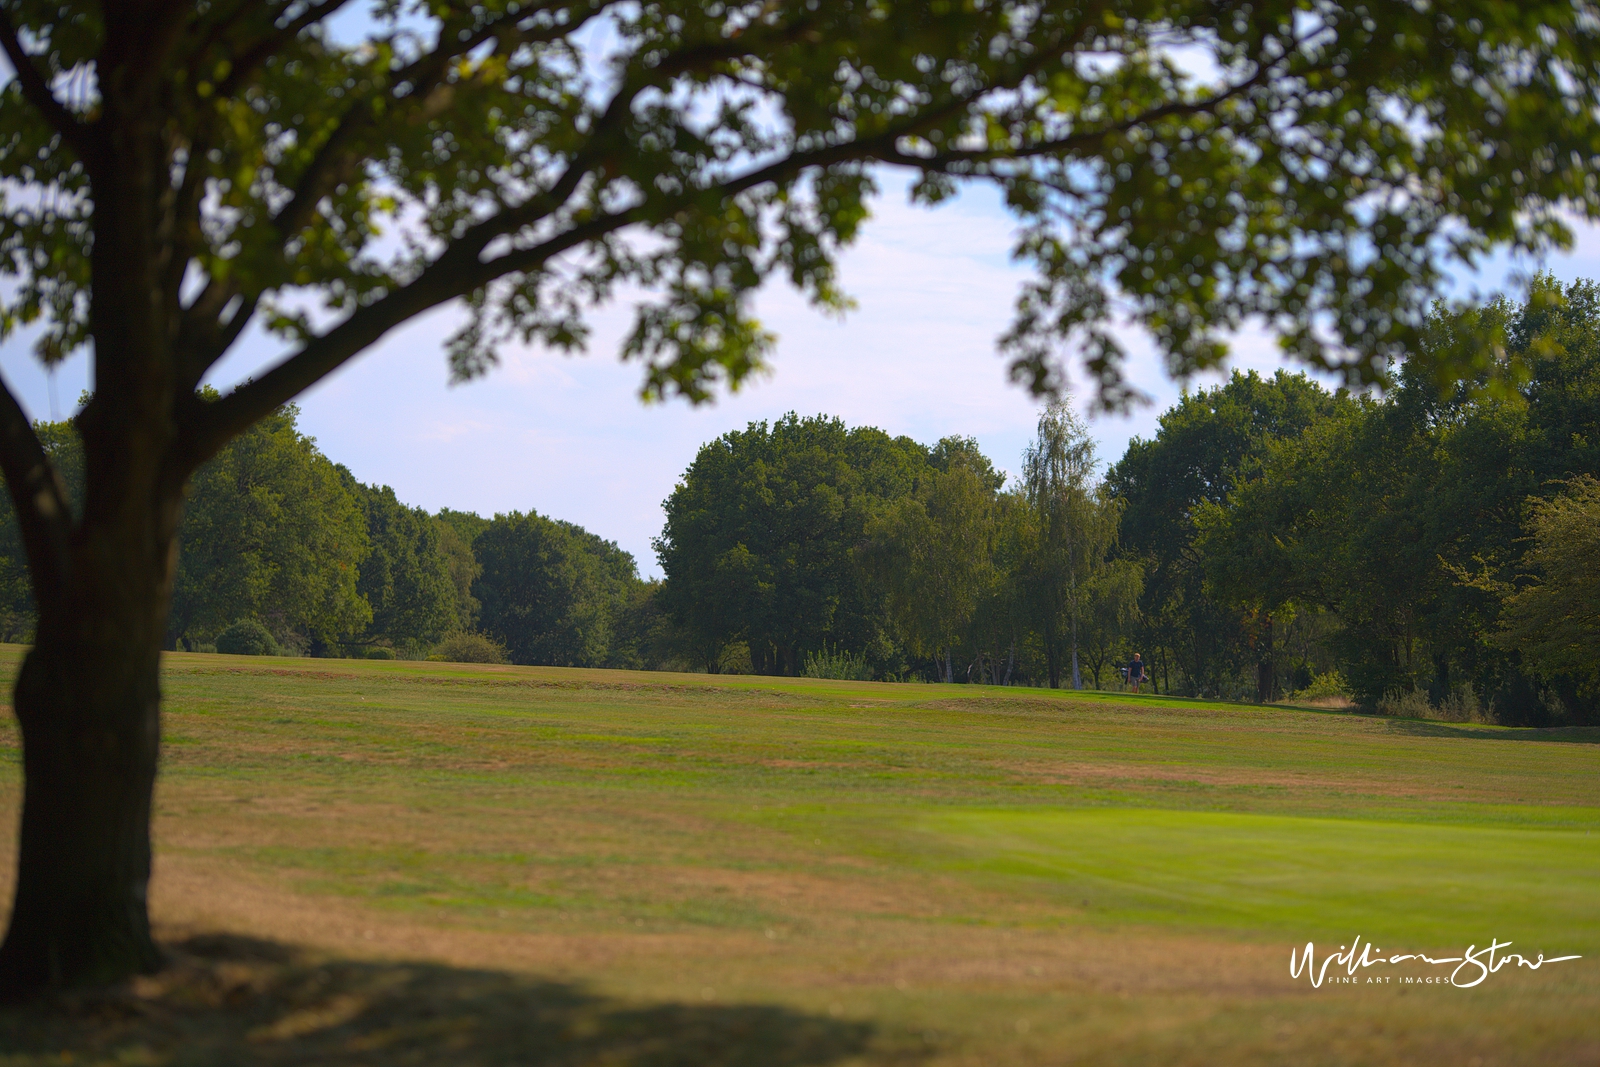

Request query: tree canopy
[
  {"left": 475, "top": 509, "right": 643, "bottom": 668},
  {"left": 7, "top": 0, "right": 1600, "bottom": 438},
  {"left": 346, "top": 478, "right": 459, "bottom": 654},
  {"left": 171, "top": 409, "right": 372, "bottom": 650},
  {"left": 656, "top": 413, "right": 924, "bottom": 674}
]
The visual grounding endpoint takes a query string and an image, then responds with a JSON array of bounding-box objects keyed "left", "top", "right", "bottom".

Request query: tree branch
[
  {"left": 181, "top": 198, "right": 647, "bottom": 464},
  {"left": 181, "top": 22, "right": 1049, "bottom": 458},
  {"left": 270, "top": 2, "right": 612, "bottom": 242},
  {"left": 875, "top": 59, "right": 1288, "bottom": 174},
  {"left": 210, "top": 0, "right": 360, "bottom": 100},
  {"left": 0, "top": 5, "right": 92, "bottom": 158},
  {"left": 180, "top": 8, "right": 1183, "bottom": 461},
  {"left": 175, "top": 2, "right": 616, "bottom": 385},
  {"left": 184, "top": 114, "right": 925, "bottom": 460},
  {"left": 0, "top": 372, "right": 71, "bottom": 606}
]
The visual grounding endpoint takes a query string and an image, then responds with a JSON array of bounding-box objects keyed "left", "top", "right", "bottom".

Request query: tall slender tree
[{"left": 1022, "top": 403, "right": 1117, "bottom": 689}]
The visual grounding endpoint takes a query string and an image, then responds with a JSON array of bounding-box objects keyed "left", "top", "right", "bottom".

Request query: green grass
[
  {"left": 922, "top": 808, "right": 1599, "bottom": 949},
  {"left": 1, "top": 648, "right": 1598, "bottom": 1066}
]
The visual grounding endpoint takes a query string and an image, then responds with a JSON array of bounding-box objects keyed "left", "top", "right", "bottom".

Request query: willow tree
[{"left": 3, "top": 0, "right": 1600, "bottom": 995}]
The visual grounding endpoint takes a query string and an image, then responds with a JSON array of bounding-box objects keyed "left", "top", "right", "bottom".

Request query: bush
[
  {"left": 365, "top": 646, "right": 396, "bottom": 660},
  {"left": 1375, "top": 683, "right": 1493, "bottom": 723},
  {"left": 801, "top": 643, "right": 873, "bottom": 681},
  {"left": 215, "top": 619, "right": 280, "bottom": 657},
  {"left": 1287, "top": 669, "right": 1353, "bottom": 707},
  {"left": 432, "top": 631, "right": 508, "bottom": 664},
  {"left": 1436, "top": 683, "right": 1490, "bottom": 723},
  {"left": 1376, "top": 687, "right": 1433, "bottom": 719}
]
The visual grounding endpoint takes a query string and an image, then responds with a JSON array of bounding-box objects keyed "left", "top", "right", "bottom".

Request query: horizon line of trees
[
  {"left": 2, "top": 280, "right": 1595, "bottom": 725},
  {"left": 0, "top": 401, "right": 659, "bottom": 670},
  {"left": 654, "top": 276, "right": 1600, "bottom": 726}
]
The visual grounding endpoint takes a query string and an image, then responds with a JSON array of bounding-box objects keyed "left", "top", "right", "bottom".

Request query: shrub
[
  {"left": 1375, "top": 683, "right": 1493, "bottom": 723},
  {"left": 365, "top": 646, "right": 396, "bottom": 660},
  {"left": 1295, "top": 670, "right": 1350, "bottom": 700},
  {"left": 1376, "top": 687, "right": 1433, "bottom": 719},
  {"left": 1288, "top": 669, "right": 1353, "bottom": 707},
  {"left": 432, "top": 631, "right": 508, "bottom": 664},
  {"left": 801, "top": 643, "right": 873, "bottom": 681},
  {"left": 1436, "top": 683, "right": 1490, "bottom": 723},
  {"left": 215, "top": 619, "right": 280, "bottom": 657}
]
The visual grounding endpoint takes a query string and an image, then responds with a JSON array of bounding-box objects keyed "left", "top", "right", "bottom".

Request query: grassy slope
[{"left": 0, "top": 647, "right": 1597, "bottom": 1066}]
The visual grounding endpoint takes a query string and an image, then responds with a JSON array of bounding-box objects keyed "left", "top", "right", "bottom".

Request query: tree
[
  {"left": 0, "top": 408, "right": 371, "bottom": 651},
  {"left": 1191, "top": 414, "right": 1343, "bottom": 703},
  {"left": 0, "top": 421, "right": 82, "bottom": 641},
  {"left": 348, "top": 480, "right": 458, "bottom": 652},
  {"left": 1022, "top": 403, "right": 1117, "bottom": 689},
  {"left": 474, "top": 510, "right": 639, "bottom": 667},
  {"left": 168, "top": 409, "right": 370, "bottom": 650},
  {"left": 1185, "top": 282, "right": 1600, "bottom": 713},
  {"left": 433, "top": 517, "right": 483, "bottom": 633},
  {"left": 4, "top": 0, "right": 1600, "bottom": 995},
  {"left": 978, "top": 490, "right": 1035, "bottom": 686},
  {"left": 1497, "top": 477, "right": 1600, "bottom": 691},
  {"left": 865, "top": 459, "right": 997, "bottom": 682},
  {"left": 656, "top": 414, "right": 922, "bottom": 674},
  {"left": 1106, "top": 371, "right": 1345, "bottom": 696},
  {"left": 1080, "top": 558, "right": 1144, "bottom": 688}
]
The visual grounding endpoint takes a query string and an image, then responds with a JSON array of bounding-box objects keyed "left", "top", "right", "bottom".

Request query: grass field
[{"left": 1, "top": 646, "right": 1597, "bottom": 1065}]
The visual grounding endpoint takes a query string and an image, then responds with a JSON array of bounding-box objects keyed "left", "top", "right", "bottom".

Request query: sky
[{"left": 7, "top": 177, "right": 1600, "bottom": 580}]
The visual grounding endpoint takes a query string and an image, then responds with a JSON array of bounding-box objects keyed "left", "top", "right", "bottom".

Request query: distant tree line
[
  {"left": 655, "top": 278, "right": 1600, "bottom": 725},
  {"left": 3, "top": 279, "right": 1594, "bottom": 723},
  {"left": 0, "top": 402, "right": 663, "bottom": 668},
  {"left": 654, "top": 407, "right": 1134, "bottom": 690}
]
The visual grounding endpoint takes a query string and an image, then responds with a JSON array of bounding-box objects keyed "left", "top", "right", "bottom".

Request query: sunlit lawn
[{"left": 1, "top": 646, "right": 1597, "bottom": 1065}]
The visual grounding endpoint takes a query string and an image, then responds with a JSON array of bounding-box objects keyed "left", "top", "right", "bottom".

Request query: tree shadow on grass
[
  {"left": 1377, "top": 720, "right": 1600, "bottom": 744},
  {"left": 0, "top": 934, "right": 916, "bottom": 1067}
]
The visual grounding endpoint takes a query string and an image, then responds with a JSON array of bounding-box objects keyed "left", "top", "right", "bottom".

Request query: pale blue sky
[{"left": 6, "top": 176, "right": 1600, "bottom": 579}]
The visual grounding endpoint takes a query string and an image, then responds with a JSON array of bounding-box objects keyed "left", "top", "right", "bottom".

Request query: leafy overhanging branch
[
  {"left": 0, "top": 4, "right": 91, "bottom": 158},
  {"left": 7, "top": 0, "right": 1600, "bottom": 478},
  {"left": 182, "top": 8, "right": 1095, "bottom": 453}
]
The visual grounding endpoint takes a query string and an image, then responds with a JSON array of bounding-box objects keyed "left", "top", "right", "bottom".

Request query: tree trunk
[
  {"left": 0, "top": 489, "right": 182, "bottom": 995},
  {"left": 0, "top": 86, "right": 192, "bottom": 993},
  {"left": 1044, "top": 617, "right": 1060, "bottom": 689},
  {"left": 1255, "top": 612, "right": 1276, "bottom": 703},
  {"left": 1002, "top": 639, "right": 1014, "bottom": 686},
  {"left": 1069, "top": 610, "right": 1082, "bottom": 690}
]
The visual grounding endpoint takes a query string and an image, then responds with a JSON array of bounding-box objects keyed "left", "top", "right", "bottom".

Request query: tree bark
[
  {"left": 1069, "top": 611, "right": 1083, "bottom": 690},
  {"left": 0, "top": 68, "right": 192, "bottom": 993},
  {"left": 1255, "top": 612, "right": 1276, "bottom": 703},
  {"left": 0, "top": 487, "right": 182, "bottom": 995},
  {"left": 1044, "top": 617, "right": 1060, "bottom": 689}
]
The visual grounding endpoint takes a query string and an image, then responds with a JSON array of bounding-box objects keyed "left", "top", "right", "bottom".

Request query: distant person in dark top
[{"left": 1128, "top": 653, "right": 1145, "bottom": 694}]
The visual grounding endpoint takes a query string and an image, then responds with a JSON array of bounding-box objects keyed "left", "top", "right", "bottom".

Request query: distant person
[{"left": 1128, "top": 653, "right": 1145, "bottom": 694}]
